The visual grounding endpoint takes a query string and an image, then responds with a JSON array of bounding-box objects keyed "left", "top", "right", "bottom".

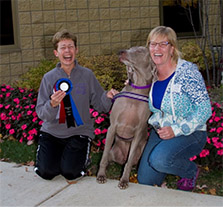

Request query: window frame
[
  {"left": 159, "top": 0, "right": 203, "bottom": 39},
  {"left": 0, "top": 0, "right": 20, "bottom": 53}
]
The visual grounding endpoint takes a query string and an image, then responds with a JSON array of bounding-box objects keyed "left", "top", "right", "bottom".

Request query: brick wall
[{"left": 0, "top": 0, "right": 159, "bottom": 85}]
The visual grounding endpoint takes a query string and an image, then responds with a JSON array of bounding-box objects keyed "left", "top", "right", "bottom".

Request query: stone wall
[{"left": 0, "top": 0, "right": 159, "bottom": 85}]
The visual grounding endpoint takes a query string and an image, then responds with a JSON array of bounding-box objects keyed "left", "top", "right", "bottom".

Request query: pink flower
[
  {"left": 27, "top": 110, "right": 32, "bottom": 115},
  {"left": 5, "top": 123, "right": 11, "bottom": 130},
  {"left": 199, "top": 149, "right": 210, "bottom": 158},
  {"left": 95, "top": 117, "right": 104, "bottom": 124},
  {"left": 19, "top": 137, "right": 23, "bottom": 143},
  {"left": 17, "top": 114, "right": 21, "bottom": 120},
  {"left": 1, "top": 88, "right": 6, "bottom": 92},
  {"left": 11, "top": 115, "right": 16, "bottom": 120},
  {"left": 6, "top": 85, "right": 11, "bottom": 89},
  {"left": 28, "top": 128, "right": 37, "bottom": 135},
  {"left": 8, "top": 110, "right": 13, "bottom": 115},
  {"left": 189, "top": 155, "right": 197, "bottom": 161},
  {"left": 208, "top": 119, "right": 213, "bottom": 123},
  {"left": 92, "top": 111, "right": 99, "bottom": 117},
  {"left": 0, "top": 104, "right": 3, "bottom": 108},
  {"left": 214, "top": 142, "right": 223, "bottom": 149},
  {"left": 94, "top": 128, "right": 101, "bottom": 135},
  {"left": 102, "top": 138, "right": 106, "bottom": 145},
  {"left": 27, "top": 135, "right": 33, "bottom": 140},
  {"left": 207, "top": 137, "right": 211, "bottom": 144},
  {"left": 216, "top": 127, "right": 223, "bottom": 134},
  {"left": 32, "top": 111, "right": 37, "bottom": 117},
  {"left": 101, "top": 129, "right": 108, "bottom": 134},
  {"left": 214, "top": 117, "right": 221, "bottom": 122},
  {"left": 209, "top": 128, "right": 216, "bottom": 132},
  {"left": 20, "top": 89, "right": 25, "bottom": 93},
  {"left": 215, "top": 103, "right": 221, "bottom": 108},
  {"left": 5, "top": 104, "right": 10, "bottom": 109},
  {"left": 39, "top": 120, "right": 43, "bottom": 125},
  {"left": 32, "top": 117, "right": 38, "bottom": 122},
  {"left": 24, "top": 106, "right": 30, "bottom": 109},
  {"left": 21, "top": 124, "right": 27, "bottom": 130},
  {"left": 31, "top": 104, "right": 35, "bottom": 109},
  {"left": 89, "top": 108, "right": 94, "bottom": 114},
  {"left": 9, "top": 129, "right": 15, "bottom": 134},
  {"left": 212, "top": 137, "right": 219, "bottom": 143},
  {"left": 0, "top": 113, "right": 7, "bottom": 120},
  {"left": 13, "top": 98, "right": 20, "bottom": 104},
  {"left": 96, "top": 140, "right": 101, "bottom": 146},
  {"left": 22, "top": 132, "right": 27, "bottom": 137},
  {"left": 217, "top": 149, "right": 223, "bottom": 156},
  {"left": 6, "top": 92, "right": 11, "bottom": 97}
]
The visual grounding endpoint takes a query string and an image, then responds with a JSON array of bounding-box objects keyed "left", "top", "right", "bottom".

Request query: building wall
[
  {"left": 0, "top": 0, "right": 221, "bottom": 85},
  {"left": 0, "top": 0, "right": 159, "bottom": 85}
]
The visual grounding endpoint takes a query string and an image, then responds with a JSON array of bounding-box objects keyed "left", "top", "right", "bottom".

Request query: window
[
  {"left": 160, "top": 0, "right": 202, "bottom": 38},
  {"left": 0, "top": 0, "right": 20, "bottom": 52},
  {"left": 221, "top": 2, "right": 223, "bottom": 35}
]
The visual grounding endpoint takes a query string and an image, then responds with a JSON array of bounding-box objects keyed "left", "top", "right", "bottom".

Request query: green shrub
[
  {"left": 14, "top": 59, "right": 57, "bottom": 91},
  {"left": 14, "top": 54, "right": 127, "bottom": 92},
  {"left": 181, "top": 41, "right": 212, "bottom": 71},
  {"left": 78, "top": 54, "right": 127, "bottom": 91}
]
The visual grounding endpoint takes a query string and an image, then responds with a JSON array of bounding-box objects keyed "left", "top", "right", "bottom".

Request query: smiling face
[
  {"left": 149, "top": 35, "right": 174, "bottom": 68},
  {"left": 53, "top": 39, "right": 78, "bottom": 70}
]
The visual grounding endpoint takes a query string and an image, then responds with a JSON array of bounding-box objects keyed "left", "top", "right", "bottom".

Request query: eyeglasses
[{"left": 149, "top": 41, "right": 170, "bottom": 48}]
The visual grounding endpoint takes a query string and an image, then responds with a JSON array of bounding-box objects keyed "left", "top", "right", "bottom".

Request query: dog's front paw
[
  {"left": 96, "top": 175, "right": 107, "bottom": 184},
  {"left": 118, "top": 180, "right": 129, "bottom": 189}
]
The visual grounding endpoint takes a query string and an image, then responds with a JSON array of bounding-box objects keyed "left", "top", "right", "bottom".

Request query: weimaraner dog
[{"left": 96, "top": 46, "right": 155, "bottom": 189}]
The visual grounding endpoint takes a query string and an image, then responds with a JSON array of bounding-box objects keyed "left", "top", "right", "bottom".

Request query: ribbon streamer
[{"left": 55, "top": 78, "right": 83, "bottom": 128}]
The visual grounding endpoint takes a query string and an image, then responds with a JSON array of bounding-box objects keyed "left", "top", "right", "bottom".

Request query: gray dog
[{"left": 96, "top": 46, "right": 155, "bottom": 189}]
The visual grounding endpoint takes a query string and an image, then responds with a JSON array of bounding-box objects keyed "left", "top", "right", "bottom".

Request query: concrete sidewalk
[{"left": 0, "top": 161, "right": 222, "bottom": 207}]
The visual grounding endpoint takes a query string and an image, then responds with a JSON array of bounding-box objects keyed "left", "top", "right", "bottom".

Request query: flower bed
[{"left": 0, "top": 84, "right": 222, "bottom": 169}]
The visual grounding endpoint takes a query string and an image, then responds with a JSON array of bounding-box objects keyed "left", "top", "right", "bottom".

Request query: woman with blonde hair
[{"left": 137, "top": 26, "right": 212, "bottom": 191}]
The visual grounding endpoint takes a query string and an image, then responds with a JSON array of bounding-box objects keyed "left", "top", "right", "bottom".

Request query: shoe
[
  {"left": 177, "top": 167, "right": 200, "bottom": 191},
  {"left": 66, "top": 171, "right": 86, "bottom": 184}
]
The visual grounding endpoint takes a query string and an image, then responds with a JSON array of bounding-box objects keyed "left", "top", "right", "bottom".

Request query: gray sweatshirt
[{"left": 36, "top": 60, "right": 112, "bottom": 139}]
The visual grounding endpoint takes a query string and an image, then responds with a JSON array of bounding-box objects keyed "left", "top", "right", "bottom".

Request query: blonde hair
[
  {"left": 146, "top": 26, "right": 181, "bottom": 63},
  {"left": 52, "top": 29, "right": 77, "bottom": 50}
]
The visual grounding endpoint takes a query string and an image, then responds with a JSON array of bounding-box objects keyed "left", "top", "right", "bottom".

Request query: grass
[{"left": 1, "top": 138, "right": 222, "bottom": 197}]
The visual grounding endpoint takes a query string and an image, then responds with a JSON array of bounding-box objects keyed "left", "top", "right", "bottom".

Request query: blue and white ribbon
[{"left": 55, "top": 78, "right": 83, "bottom": 127}]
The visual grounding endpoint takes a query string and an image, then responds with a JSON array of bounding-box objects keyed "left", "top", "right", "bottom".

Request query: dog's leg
[
  {"left": 118, "top": 129, "right": 147, "bottom": 189},
  {"left": 96, "top": 126, "right": 116, "bottom": 184}
]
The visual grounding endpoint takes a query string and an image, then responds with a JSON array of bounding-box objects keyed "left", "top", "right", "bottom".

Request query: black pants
[{"left": 34, "top": 132, "right": 91, "bottom": 180}]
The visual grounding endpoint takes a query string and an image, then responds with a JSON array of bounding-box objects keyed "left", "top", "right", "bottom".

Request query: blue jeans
[{"left": 137, "top": 129, "right": 207, "bottom": 186}]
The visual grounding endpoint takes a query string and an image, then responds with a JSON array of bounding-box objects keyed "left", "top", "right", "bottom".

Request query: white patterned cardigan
[{"left": 148, "top": 58, "right": 212, "bottom": 137}]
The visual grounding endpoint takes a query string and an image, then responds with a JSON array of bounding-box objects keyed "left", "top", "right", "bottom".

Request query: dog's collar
[
  {"left": 112, "top": 91, "right": 148, "bottom": 103},
  {"left": 129, "top": 79, "right": 151, "bottom": 89}
]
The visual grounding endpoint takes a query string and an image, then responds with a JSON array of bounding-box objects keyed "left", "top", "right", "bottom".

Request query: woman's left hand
[{"left": 157, "top": 126, "right": 175, "bottom": 139}]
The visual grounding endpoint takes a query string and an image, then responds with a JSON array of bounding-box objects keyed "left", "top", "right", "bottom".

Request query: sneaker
[{"left": 177, "top": 167, "right": 200, "bottom": 191}]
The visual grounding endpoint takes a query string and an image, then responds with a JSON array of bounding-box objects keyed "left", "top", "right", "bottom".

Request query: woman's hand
[
  {"left": 50, "top": 90, "right": 66, "bottom": 108},
  {"left": 157, "top": 126, "right": 175, "bottom": 139}
]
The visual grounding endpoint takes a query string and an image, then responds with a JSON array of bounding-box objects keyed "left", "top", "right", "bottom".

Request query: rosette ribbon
[{"left": 55, "top": 78, "right": 83, "bottom": 128}]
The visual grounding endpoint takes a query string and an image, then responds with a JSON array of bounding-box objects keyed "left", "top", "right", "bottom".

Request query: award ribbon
[{"left": 55, "top": 78, "right": 83, "bottom": 128}]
